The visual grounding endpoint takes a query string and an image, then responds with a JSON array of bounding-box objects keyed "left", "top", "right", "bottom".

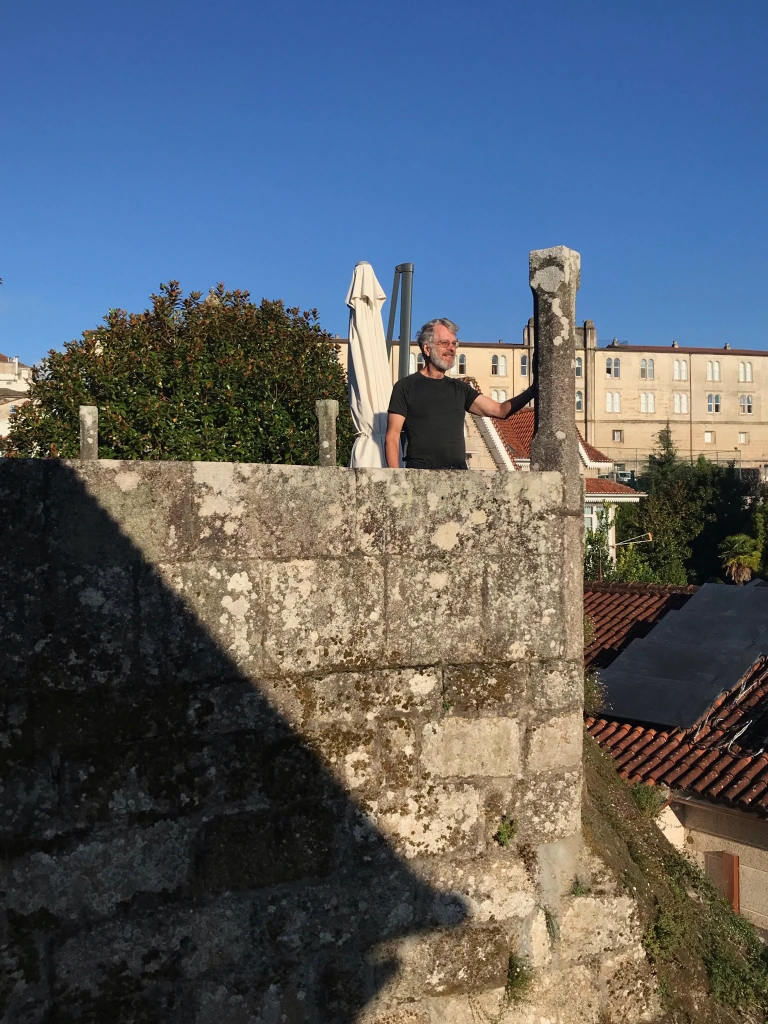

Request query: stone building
[
  {"left": 333, "top": 320, "right": 768, "bottom": 468},
  {"left": 0, "top": 352, "right": 31, "bottom": 436}
]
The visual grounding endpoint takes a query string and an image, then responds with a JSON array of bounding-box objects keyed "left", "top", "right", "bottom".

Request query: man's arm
[
  {"left": 385, "top": 412, "right": 406, "bottom": 468},
  {"left": 469, "top": 383, "right": 536, "bottom": 420}
]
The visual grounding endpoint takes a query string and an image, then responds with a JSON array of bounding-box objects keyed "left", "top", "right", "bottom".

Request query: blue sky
[{"left": 2, "top": 0, "right": 767, "bottom": 366}]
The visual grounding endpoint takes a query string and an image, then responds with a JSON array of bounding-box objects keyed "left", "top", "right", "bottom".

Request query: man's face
[{"left": 426, "top": 324, "right": 457, "bottom": 372}]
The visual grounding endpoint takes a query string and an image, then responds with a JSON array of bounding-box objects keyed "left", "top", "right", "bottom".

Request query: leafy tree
[
  {"left": 616, "top": 425, "right": 755, "bottom": 585},
  {"left": 2, "top": 282, "right": 354, "bottom": 465},
  {"left": 719, "top": 534, "right": 761, "bottom": 585},
  {"left": 584, "top": 503, "right": 660, "bottom": 583}
]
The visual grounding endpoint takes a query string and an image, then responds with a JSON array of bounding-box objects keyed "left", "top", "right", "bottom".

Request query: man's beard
[{"left": 428, "top": 350, "right": 455, "bottom": 372}]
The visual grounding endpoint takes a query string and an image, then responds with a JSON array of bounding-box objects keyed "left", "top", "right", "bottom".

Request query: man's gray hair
[{"left": 416, "top": 318, "right": 460, "bottom": 353}]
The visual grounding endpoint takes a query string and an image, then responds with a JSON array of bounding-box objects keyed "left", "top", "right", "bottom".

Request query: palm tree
[{"left": 719, "top": 533, "right": 761, "bottom": 585}]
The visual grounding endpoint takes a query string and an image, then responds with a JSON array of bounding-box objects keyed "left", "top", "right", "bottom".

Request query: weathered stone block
[
  {"left": 28, "top": 564, "right": 137, "bottom": 692},
  {"left": 263, "top": 556, "right": 385, "bottom": 673},
  {"left": 518, "top": 907, "right": 552, "bottom": 967},
  {"left": 559, "top": 896, "right": 638, "bottom": 962},
  {"left": 386, "top": 558, "right": 486, "bottom": 665},
  {"left": 421, "top": 718, "right": 520, "bottom": 779},
  {"left": 0, "top": 459, "right": 48, "bottom": 564},
  {"left": 415, "top": 857, "right": 536, "bottom": 925},
  {"left": 362, "top": 784, "right": 484, "bottom": 859},
  {"left": 443, "top": 662, "right": 527, "bottom": 714},
  {"left": 483, "top": 552, "right": 567, "bottom": 661},
  {"left": 196, "top": 808, "right": 336, "bottom": 892},
  {"left": 375, "top": 924, "right": 510, "bottom": 998},
  {"left": 139, "top": 561, "right": 264, "bottom": 681},
  {"left": 50, "top": 460, "right": 195, "bottom": 565},
  {"left": 189, "top": 462, "right": 356, "bottom": 560},
  {"left": 527, "top": 711, "right": 583, "bottom": 774},
  {"left": 294, "top": 668, "right": 442, "bottom": 727},
  {"left": 597, "top": 945, "right": 660, "bottom": 1023},
  {"left": 529, "top": 659, "right": 583, "bottom": 713},
  {"left": 516, "top": 768, "right": 582, "bottom": 843},
  {"left": 2, "top": 820, "right": 195, "bottom": 918},
  {"left": 356, "top": 468, "right": 562, "bottom": 557}
]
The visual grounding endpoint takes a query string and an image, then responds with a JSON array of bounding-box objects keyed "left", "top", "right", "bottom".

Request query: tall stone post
[
  {"left": 79, "top": 406, "right": 99, "bottom": 461},
  {"left": 529, "top": 247, "right": 582, "bottom": 510},
  {"left": 529, "top": 246, "right": 584, "bottom": 669},
  {"left": 315, "top": 399, "right": 339, "bottom": 467}
]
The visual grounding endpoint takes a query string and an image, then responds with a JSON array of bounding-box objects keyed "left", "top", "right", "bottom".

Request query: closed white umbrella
[{"left": 346, "top": 261, "right": 397, "bottom": 468}]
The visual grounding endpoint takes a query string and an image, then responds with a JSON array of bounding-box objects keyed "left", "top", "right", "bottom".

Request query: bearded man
[{"left": 385, "top": 318, "right": 536, "bottom": 470}]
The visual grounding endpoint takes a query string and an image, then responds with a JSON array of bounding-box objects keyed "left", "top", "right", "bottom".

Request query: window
[
  {"left": 409, "top": 352, "right": 416, "bottom": 373},
  {"left": 491, "top": 390, "right": 499, "bottom": 402},
  {"left": 704, "top": 431, "right": 715, "bottom": 444},
  {"left": 606, "top": 392, "right": 613, "bottom": 413},
  {"left": 680, "top": 360, "right": 688, "bottom": 380},
  {"left": 674, "top": 359, "right": 680, "bottom": 380},
  {"left": 739, "top": 362, "right": 745, "bottom": 382},
  {"left": 614, "top": 392, "right": 621, "bottom": 412},
  {"left": 673, "top": 392, "right": 689, "bottom": 414},
  {"left": 739, "top": 432, "right": 749, "bottom": 444},
  {"left": 713, "top": 361, "right": 721, "bottom": 381},
  {"left": 675, "top": 359, "right": 689, "bottom": 380},
  {"left": 639, "top": 392, "right": 655, "bottom": 413},
  {"left": 707, "top": 361, "right": 713, "bottom": 381},
  {"left": 575, "top": 356, "right": 582, "bottom": 378},
  {"left": 740, "top": 394, "right": 753, "bottom": 414},
  {"left": 498, "top": 355, "right": 507, "bottom": 376},
  {"left": 746, "top": 362, "right": 753, "bottom": 382},
  {"left": 576, "top": 390, "right": 583, "bottom": 411},
  {"left": 417, "top": 352, "right": 425, "bottom": 370},
  {"left": 497, "top": 389, "right": 507, "bottom": 402},
  {"left": 458, "top": 353, "right": 466, "bottom": 374},
  {"left": 707, "top": 393, "right": 721, "bottom": 414},
  {"left": 640, "top": 358, "right": 647, "bottom": 379},
  {"left": 612, "top": 429, "right": 624, "bottom": 443},
  {"left": 491, "top": 354, "right": 499, "bottom": 375},
  {"left": 520, "top": 353, "right": 528, "bottom": 377},
  {"left": 613, "top": 357, "right": 621, "bottom": 378},
  {"left": 606, "top": 357, "right": 621, "bottom": 378},
  {"left": 648, "top": 358, "right": 654, "bottom": 380},
  {"left": 584, "top": 504, "right": 595, "bottom": 533}
]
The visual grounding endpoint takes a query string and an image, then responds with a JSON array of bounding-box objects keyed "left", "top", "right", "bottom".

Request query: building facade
[{"left": 0, "top": 354, "right": 31, "bottom": 437}]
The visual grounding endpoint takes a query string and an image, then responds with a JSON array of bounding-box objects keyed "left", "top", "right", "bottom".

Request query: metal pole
[
  {"left": 385, "top": 269, "right": 401, "bottom": 359},
  {"left": 397, "top": 263, "right": 414, "bottom": 381}
]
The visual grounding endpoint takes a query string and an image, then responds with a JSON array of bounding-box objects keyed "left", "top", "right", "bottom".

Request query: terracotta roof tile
[
  {"left": 584, "top": 582, "right": 698, "bottom": 670},
  {"left": 585, "top": 478, "right": 642, "bottom": 496},
  {"left": 587, "top": 661, "right": 768, "bottom": 816}
]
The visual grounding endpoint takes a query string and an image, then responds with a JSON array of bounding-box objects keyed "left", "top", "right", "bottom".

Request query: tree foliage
[
  {"left": 615, "top": 425, "right": 757, "bottom": 585},
  {"left": 2, "top": 282, "right": 354, "bottom": 465},
  {"left": 719, "top": 534, "right": 761, "bottom": 585},
  {"left": 584, "top": 503, "right": 660, "bottom": 583}
]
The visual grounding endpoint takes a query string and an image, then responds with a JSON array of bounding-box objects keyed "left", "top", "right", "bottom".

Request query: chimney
[
  {"left": 671, "top": 340, "right": 678, "bottom": 348},
  {"left": 724, "top": 343, "right": 731, "bottom": 350}
]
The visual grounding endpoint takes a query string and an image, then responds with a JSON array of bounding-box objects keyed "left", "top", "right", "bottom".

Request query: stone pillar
[
  {"left": 529, "top": 247, "right": 582, "bottom": 511},
  {"left": 79, "top": 406, "right": 98, "bottom": 461},
  {"left": 315, "top": 399, "right": 339, "bottom": 467}
]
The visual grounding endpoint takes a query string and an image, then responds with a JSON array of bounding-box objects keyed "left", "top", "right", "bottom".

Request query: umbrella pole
[
  {"left": 397, "top": 262, "right": 414, "bottom": 380},
  {"left": 386, "top": 270, "right": 400, "bottom": 359}
]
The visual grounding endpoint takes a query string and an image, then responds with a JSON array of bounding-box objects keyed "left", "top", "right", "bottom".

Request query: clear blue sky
[{"left": 2, "top": 0, "right": 767, "bottom": 366}]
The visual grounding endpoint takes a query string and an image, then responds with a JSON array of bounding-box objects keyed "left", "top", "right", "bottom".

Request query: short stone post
[
  {"left": 528, "top": 246, "right": 582, "bottom": 509},
  {"left": 315, "top": 399, "right": 339, "bottom": 467},
  {"left": 79, "top": 405, "right": 99, "bottom": 461}
]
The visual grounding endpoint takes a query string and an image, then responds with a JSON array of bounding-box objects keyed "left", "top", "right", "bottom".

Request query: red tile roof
[
  {"left": 490, "top": 409, "right": 535, "bottom": 460},
  {"left": 581, "top": 438, "right": 612, "bottom": 465},
  {"left": 584, "top": 582, "right": 768, "bottom": 816},
  {"left": 585, "top": 478, "right": 642, "bottom": 496},
  {"left": 584, "top": 582, "right": 698, "bottom": 671},
  {"left": 587, "top": 662, "right": 768, "bottom": 815}
]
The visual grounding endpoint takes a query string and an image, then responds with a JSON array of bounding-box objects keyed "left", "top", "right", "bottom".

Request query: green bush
[
  {"left": 2, "top": 282, "right": 354, "bottom": 465},
  {"left": 630, "top": 783, "right": 666, "bottom": 820}
]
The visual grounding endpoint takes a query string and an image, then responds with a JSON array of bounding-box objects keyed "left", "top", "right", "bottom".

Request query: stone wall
[{"left": 1, "top": 458, "right": 587, "bottom": 1023}]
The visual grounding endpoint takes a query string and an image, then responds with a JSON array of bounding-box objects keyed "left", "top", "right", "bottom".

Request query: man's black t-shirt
[{"left": 388, "top": 372, "right": 480, "bottom": 469}]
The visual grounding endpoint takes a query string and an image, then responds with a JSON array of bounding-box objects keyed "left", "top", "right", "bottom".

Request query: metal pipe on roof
[{"left": 397, "top": 263, "right": 414, "bottom": 381}]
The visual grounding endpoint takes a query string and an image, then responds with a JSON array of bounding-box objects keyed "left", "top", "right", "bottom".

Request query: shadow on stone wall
[{"left": 0, "top": 461, "right": 466, "bottom": 1024}]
